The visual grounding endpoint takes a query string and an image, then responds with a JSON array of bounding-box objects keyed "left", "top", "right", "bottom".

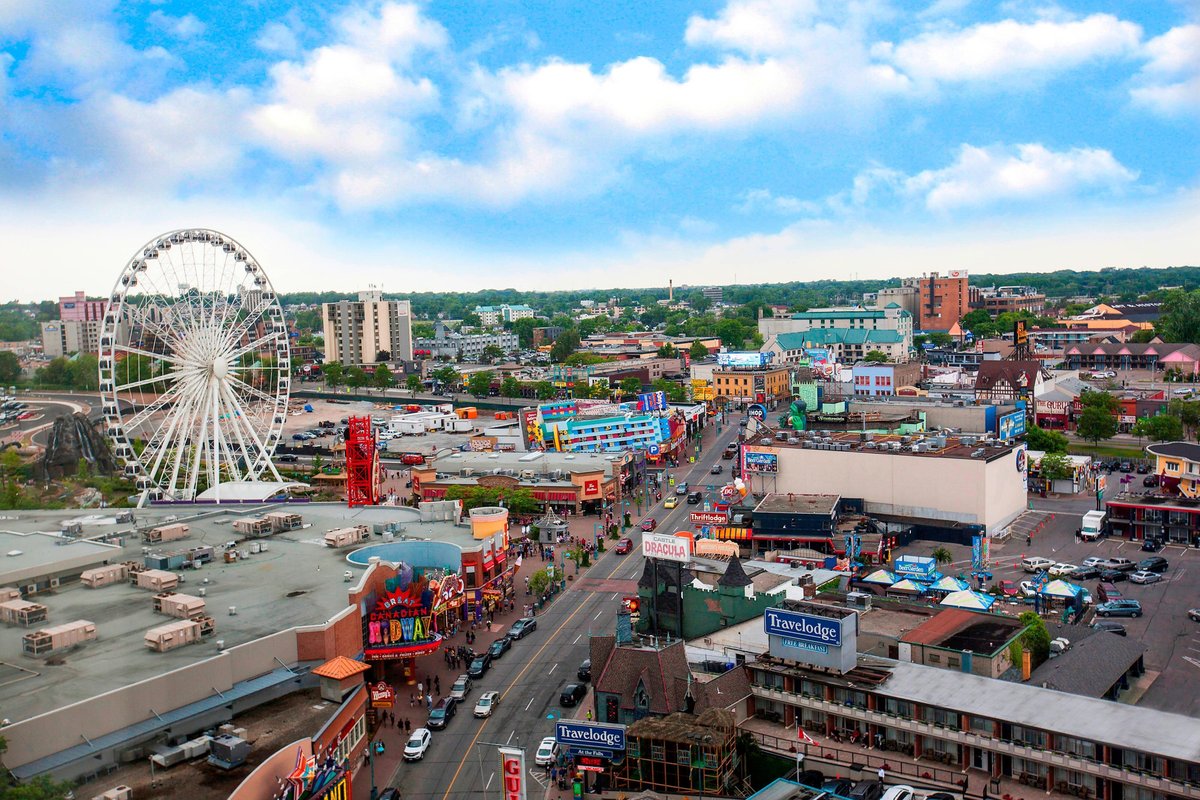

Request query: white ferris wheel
[{"left": 98, "top": 229, "right": 291, "bottom": 506}]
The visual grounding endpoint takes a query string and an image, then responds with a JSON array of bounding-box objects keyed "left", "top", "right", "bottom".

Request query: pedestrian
[
  {"left": 586, "top": 709, "right": 593, "bottom": 721},
  {"left": 417, "top": 681, "right": 424, "bottom": 696},
  {"left": 1026, "top": 534, "right": 1032, "bottom": 546},
  {"left": 434, "top": 676, "right": 440, "bottom": 694},
  {"left": 879, "top": 764, "right": 890, "bottom": 781},
  {"left": 410, "top": 692, "right": 415, "bottom": 708},
  {"left": 426, "top": 693, "right": 433, "bottom": 710},
  {"left": 405, "top": 718, "right": 411, "bottom": 732}
]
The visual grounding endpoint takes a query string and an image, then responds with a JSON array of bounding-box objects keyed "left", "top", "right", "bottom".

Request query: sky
[{"left": 0, "top": 0, "right": 1197, "bottom": 301}]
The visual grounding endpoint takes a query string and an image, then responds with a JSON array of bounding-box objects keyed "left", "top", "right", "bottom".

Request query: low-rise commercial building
[
  {"left": 851, "top": 361, "right": 923, "bottom": 397},
  {"left": 740, "top": 431, "right": 1028, "bottom": 535},
  {"left": 1062, "top": 343, "right": 1200, "bottom": 374},
  {"left": 1147, "top": 441, "right": 1200, "bottom": 498},
  {"left": 414, "top": 329, "right": 519, "bottom": 360},
  {"left": 970, "top": 285, "right": 1047, "bottom": 315},
  {"left": 474, "top": 304, "right": 535, "bottom": 326}
]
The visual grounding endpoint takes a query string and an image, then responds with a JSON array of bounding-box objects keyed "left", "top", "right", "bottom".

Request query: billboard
[
  {"left": 764, "top": 602, "right": 858, "bottom": 673},
  {"left": 1014, "top": 319, "right": 1028, "bottom": 347},
  {"left": 690, "top": 511, "right": 729, "bottom": 526},
  {"left": 998, "top": 409, "right": 1026, "bottom": 441},
  {"left": 641, "top": 533, "right": 691, "bottom": 563},
  {"left": 500, "top": 747, "right": 527, "bottom": 800},
  {"left": 744, "top": 450, "right": 778, "bottom": 473},
  {"left": 763, "top": 607, "right": 842, "bottom": 647},
  {"left": 717, "top": 351, "right": 773, "bottom": 368},
  {"left": 747, "top": 403, "right": 768, "bottom": 422},
  {"left": 555, "top": 720, "right": 627, "bottom": 752}
]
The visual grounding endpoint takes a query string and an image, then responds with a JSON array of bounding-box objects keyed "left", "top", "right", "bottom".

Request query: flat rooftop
[
  {"left": 748, "top": 430, "right": 1019, "bottom": 461},
  {"left": 0, "top": 502, "right": 482, "bottom": 724},
  {"left": 754, "top": 493, "right": 840, "bottom": 515},
  {"left": 432, "top": 449, "right": 625, "bottom": 477}
]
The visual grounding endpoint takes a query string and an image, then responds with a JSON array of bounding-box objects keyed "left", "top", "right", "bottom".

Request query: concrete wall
[
  {"left": 296, "top": 604, "right": 363, "bottom": 663},
  {"left": 770, "top": 447, "right": 1024, "bottom": 533}
]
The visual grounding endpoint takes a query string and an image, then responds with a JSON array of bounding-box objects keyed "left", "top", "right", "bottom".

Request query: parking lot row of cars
[{"left": 1017, "top": 552, "right": 1200, "bottom": 621}]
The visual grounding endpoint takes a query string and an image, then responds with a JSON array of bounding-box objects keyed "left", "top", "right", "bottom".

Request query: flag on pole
[{"left": 798, "top": 728, "right": 816, "bottom": 745}]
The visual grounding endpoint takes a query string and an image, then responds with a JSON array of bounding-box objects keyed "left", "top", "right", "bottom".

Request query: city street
[{"left": 364, "top": 417, "right": 744, "bottom": 800}]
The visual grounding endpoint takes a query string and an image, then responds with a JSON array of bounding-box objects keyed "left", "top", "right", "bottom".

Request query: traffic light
[{"left": 626, "top": 597, "right": 640, "bottom": 615}]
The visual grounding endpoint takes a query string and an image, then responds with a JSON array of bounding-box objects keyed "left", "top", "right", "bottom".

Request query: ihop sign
[{"left": 764, "top": 602, "right": 858, "bottom": 674}]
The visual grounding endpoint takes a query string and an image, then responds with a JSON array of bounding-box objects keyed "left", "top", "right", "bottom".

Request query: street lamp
[{"left": 365, "top": 739, "right": 384, "bottom": 800}]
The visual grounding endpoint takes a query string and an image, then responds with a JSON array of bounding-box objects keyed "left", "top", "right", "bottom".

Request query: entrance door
[{"left": 972, "top": 748, "right": 991, "bottom": 773}]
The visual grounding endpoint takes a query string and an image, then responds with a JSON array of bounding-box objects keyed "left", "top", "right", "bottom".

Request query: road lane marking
[
  {"left": 507, "top": 730, "right": 515, "bottom": 744},
  {"left": 525, "top": 696, "right": 536, "bottom": 711},
  {"left": 548, "top": 663, "right": 557, "bottom": 674},
  {"left": 439, "top": 595, "right": 597, "bottom": 800},
  {"left": 572, "top": 633, "right": 582, "bottom": 644},
  {"left": 485, "top": 772, "right": 495, "bottom": 791},
  {"left": 594, "top": 610, "right": 604, "bottom": 620},
  {"left": 609, "top": 592, "right": 618, "bottom": 600}
]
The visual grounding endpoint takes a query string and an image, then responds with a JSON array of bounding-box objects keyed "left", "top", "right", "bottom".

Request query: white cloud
[
  {"left": 684, "top": 0, "right": 822, "bottom": 55},
  {"left": 148, "top": 11, "right": 206, "bottom": 40},
  {"left": 737, "top": 188, "right": 821, "bottom": 215},
  {"left": 1130, "top": 24, "right": 1200, "bottom": 116},
  {"left": 882, "top": 14, "right": 1141, "bottom": 83},
  {"left": 256, "top": 22, "right": 302, "bottom": 57},
  {"left": 890, "top": 143, "right": 1138, "bottom": 212}
]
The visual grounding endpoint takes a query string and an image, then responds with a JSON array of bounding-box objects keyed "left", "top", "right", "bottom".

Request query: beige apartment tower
[{"left": 322, "top": 290, "right": 413, "bottom": 365}]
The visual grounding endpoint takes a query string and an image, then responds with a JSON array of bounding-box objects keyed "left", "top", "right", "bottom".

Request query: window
[
  {"left": 929, "top": 653, "right": 941, "bottom": 663},
  {"left": 650, "top": 744, "right": 665, "bottom": 761}
]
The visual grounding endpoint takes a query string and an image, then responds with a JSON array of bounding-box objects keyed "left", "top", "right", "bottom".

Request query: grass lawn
[{"left": 1068, "top": 442, "right": 1149, "bottom": 460}]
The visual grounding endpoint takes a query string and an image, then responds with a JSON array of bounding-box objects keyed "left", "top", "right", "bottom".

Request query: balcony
[{"left": 750, "top": 685, "right": 1200, "bottom": 799}]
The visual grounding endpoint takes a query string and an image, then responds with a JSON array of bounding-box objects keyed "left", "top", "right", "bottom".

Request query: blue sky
[{"left": 0, "top": 0, "right": 1197, "bottom": 300}]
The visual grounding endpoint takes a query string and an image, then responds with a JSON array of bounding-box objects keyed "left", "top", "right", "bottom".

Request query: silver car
[{"left": 1129, "top": 570, "right": 1161, "bottom": 585}]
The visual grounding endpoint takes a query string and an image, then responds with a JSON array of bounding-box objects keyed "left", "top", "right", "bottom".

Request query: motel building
[{"left": 732, "top": 600, "right": 1200, "bottom": 800}]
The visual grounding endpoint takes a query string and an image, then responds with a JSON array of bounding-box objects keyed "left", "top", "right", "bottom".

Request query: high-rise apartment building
[
  {"left": 902, "top": 270, "right": 969, "bottom": 331},
  {"left": 58, "top": 292, "right": 107, "bottom": 323},
  {"left": 322, "top": 290, "right": 413, "bottom": 365}
]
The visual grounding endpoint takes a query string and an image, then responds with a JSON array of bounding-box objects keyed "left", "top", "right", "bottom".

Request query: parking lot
[{"left": 893, "top": 498, "right": 1200, "bottom": 717}]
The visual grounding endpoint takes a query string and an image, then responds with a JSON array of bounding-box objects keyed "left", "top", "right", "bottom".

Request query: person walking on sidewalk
[{"left": 434, "top": 675, "right": 440, "bottom": 694}]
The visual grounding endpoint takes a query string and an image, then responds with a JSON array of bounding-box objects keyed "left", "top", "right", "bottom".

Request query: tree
[
  {"left": 1077, "top": 405, "right": 1117, "bottom": 447},
  {"left": 445, "top": 485, "right": 539, "bottom": 515},
  {"left": 467, "top": 370, "right": 495, "bottom": 398},
  {"left": 375, "top": 350, "right": 391, "bottom": 362},
  {"left": 1132, "top": 414, "right": 1183, "bottom": 443},
  {"left": 618, "top": 377, "right": 642, "bottom": 395},
  {"left": 1130, "top": 329, "right": 1157, "bottom": 344},
  {"left": 528, "top": 567, "right": 551, "bottom": 597},
  {"left": 323, "top": 361, "right": 344, "bottom": 388},
  {"left": 405, "top": 374, "right": 423, "bottom": 392},
  {"left": 510, "top": 317, "right": 538, "bottom": 349},
  {"left": 863, "top": 350, "right": 889, "bottom": 363},
  {"left": 549, "top": 329, "right": 581, "bottom": 363},
  {"left": 1158, "top": 289, "right": 1200, "bottom": 343},
  {"left": 345, "top": 366, "right": 368, "bottom": 390},
  {"left": 534, "top": 380, "right": 557, "bottom": 400},
  {"left": 1038, "top": 452, "right": 1075, "bottom": 483},
  {"left": 651, "top": 378, "right": 686, "bottom": 403},
  {"left": 66, "top": 353, "right": 99, "bottom": 390},
  {"left": 1018, "top": 610, "right": 1052, "bottom": 667},
  {"left": 656, "top": 342, "right": 677, "bottom": 358},
  {"left": 1079, "top": 389, "right": 1120, "bottom": 414},
  {"left": 930, "top": 546, "right": 953, "bottom": 566},
  {"left": 500, "top": 376, "right": 522, "bottom": 397},
  {"left": 1169, "top": 399, "right": 1200, "bottom": 440},
  {"left": 689, "top": 340, "right": 710, "bottom": 360},
  {"left": 373, "top": 364, "right": 394, "bottom": 391},
  {"left": 461, "top": 312, "right": 483, "bottom": 327},
  {"left": 0, "top": 735, "right": 75, "bottom": 799},
  {"left": 1025, "top": 424, "right": 1069, "bottom": 453},
  {"left": 432, "top": 365, "right": 460, "bottom": 389},
  {"left": 0, "top": 352, "right": 21, "bottom": 383},
  {"left": 479, "top": 344, "right": 505, "bottom": 364}
]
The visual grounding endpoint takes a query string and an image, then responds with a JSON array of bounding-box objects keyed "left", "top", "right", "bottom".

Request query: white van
[
  {"left": 1022, "top": 556, "right": 1054, "bottom": 573},
  {"left": 1080, "top": 511, "right": 1106, "bottom": 541}
]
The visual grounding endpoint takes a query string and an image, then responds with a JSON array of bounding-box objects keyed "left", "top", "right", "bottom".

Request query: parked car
[
  {"left": 426, "top": 697, "right": 457, "bottom": 729},
  {"left": 1022, "top": 556, "right": 1055, "bottom": 573},
  {"left": 711, "top": 464, "right": 723, "bottom": 474},
  {"left": 796, "top": 770, "right": 826, "bottom": 788},
  {"left": 1100, "top": 569, "right": 1129, "bottom": 583},
  {"left": 474, "top": 691, "right": 500, "bottom": 718},
  {"left": 448, "top": 674, "right": 472, "bottom": 701},
  {"left": 1070, "top": 565, "right": 1100, "bottom": 581},
  {"left": 1143, "top": 474, "right": 1160, "bottom": 487},
  {"left": 403, "top": 728, "right": 433, "bottom": 760},
  {"left": 1141, "top": 538, "right": 1164, "bottom": 552},
  {"left": 1049, "top": 563, "right": 1078, "bottom": 578},
  {"left": 1081, "top": 556, "right": 1108, "bottom": 568},
  {"left": 468, "top": 653, "right": 492, "bottom": 678},
  {"left": 1102, "top": 557, "right": 1137, "bottom": 572},
  {"left": 663, "top": 496, "right": 678, "bottom": 509},
  {"left": 1096, "top": 599, "right": 1143, "bottom": 617},
  {"left": 559, "top": 683, "right": 587, "bottom": 706},
  {"left": 1091, "top": 621, "right": 1128, "bottom": 636},
  {"left": 1136, "top": 462, "right": 1150, "bottom": 474},
  {"left": 276, "top": 454, "right": 299, "bottom": 462},
  {"left": 535, "top": 737, "right": 560, "bottom": 766},
  {"left": 1189, "top": 608, "right": 1200, "bottom": 622},
  {"left": 508, "top": 618, "right": 537, "bottom": 639},
  {"left": 1130, "top": 570, "right": 1161, "bottom": 585},
  {"left": 488, "top": 636, "right": 512, "bottom": 660},
  {"left": 1138, "top": 556, "right": 1169, "bottom": 573},
  {"left": 1095, "top": 582, "right": 1123, "bottom": 603},
  {"left": 379, "top": 789, "right": 401, "bottom": 800},
  {"left": 639, "top": 517, "right": 658, "bottom": 532},
  {"left": 849, "top": 780, "right": 886, "bottom": 800},
  {"left": 822, "top": 779, "right": 855, "bottom": 796},
  {"left": 577, "top": 659, "right": 592, "bottom": 681},
  {"left": 1019, "top": 580, "right": 1038, "bottom": 598},
  {"left": 880, "top": 786, "right": 916, "bottom": 800},
  {"left": 615, "top": 537, "right": 634, "bottom": 555},
  {"left": 995, "top": 580, "right": 1019, "bottom": 597},
  {"left": 400, "top": 453, "right": 426, "bottom": 465}
]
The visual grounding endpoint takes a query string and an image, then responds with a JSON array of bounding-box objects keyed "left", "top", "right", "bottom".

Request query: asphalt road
[
  {"left": 385, "top": 418, "right": 744, "bottom": 800},
  {"left": 1, "top": 393, "right": 97, "bottom": 447}
]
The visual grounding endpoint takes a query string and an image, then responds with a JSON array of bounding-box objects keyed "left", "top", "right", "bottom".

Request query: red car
[
  {"left": 399, "top": 453, "right": 426, "bottom": 466},
  {"left": 996, "top": 580, "right": 1019, "bottom": 597},
  {"left": 639, "top": 518, "right": 657, "bottom": 532},
  {"left": 615, "top": 537, "right": 634, "bottom": 555}
]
